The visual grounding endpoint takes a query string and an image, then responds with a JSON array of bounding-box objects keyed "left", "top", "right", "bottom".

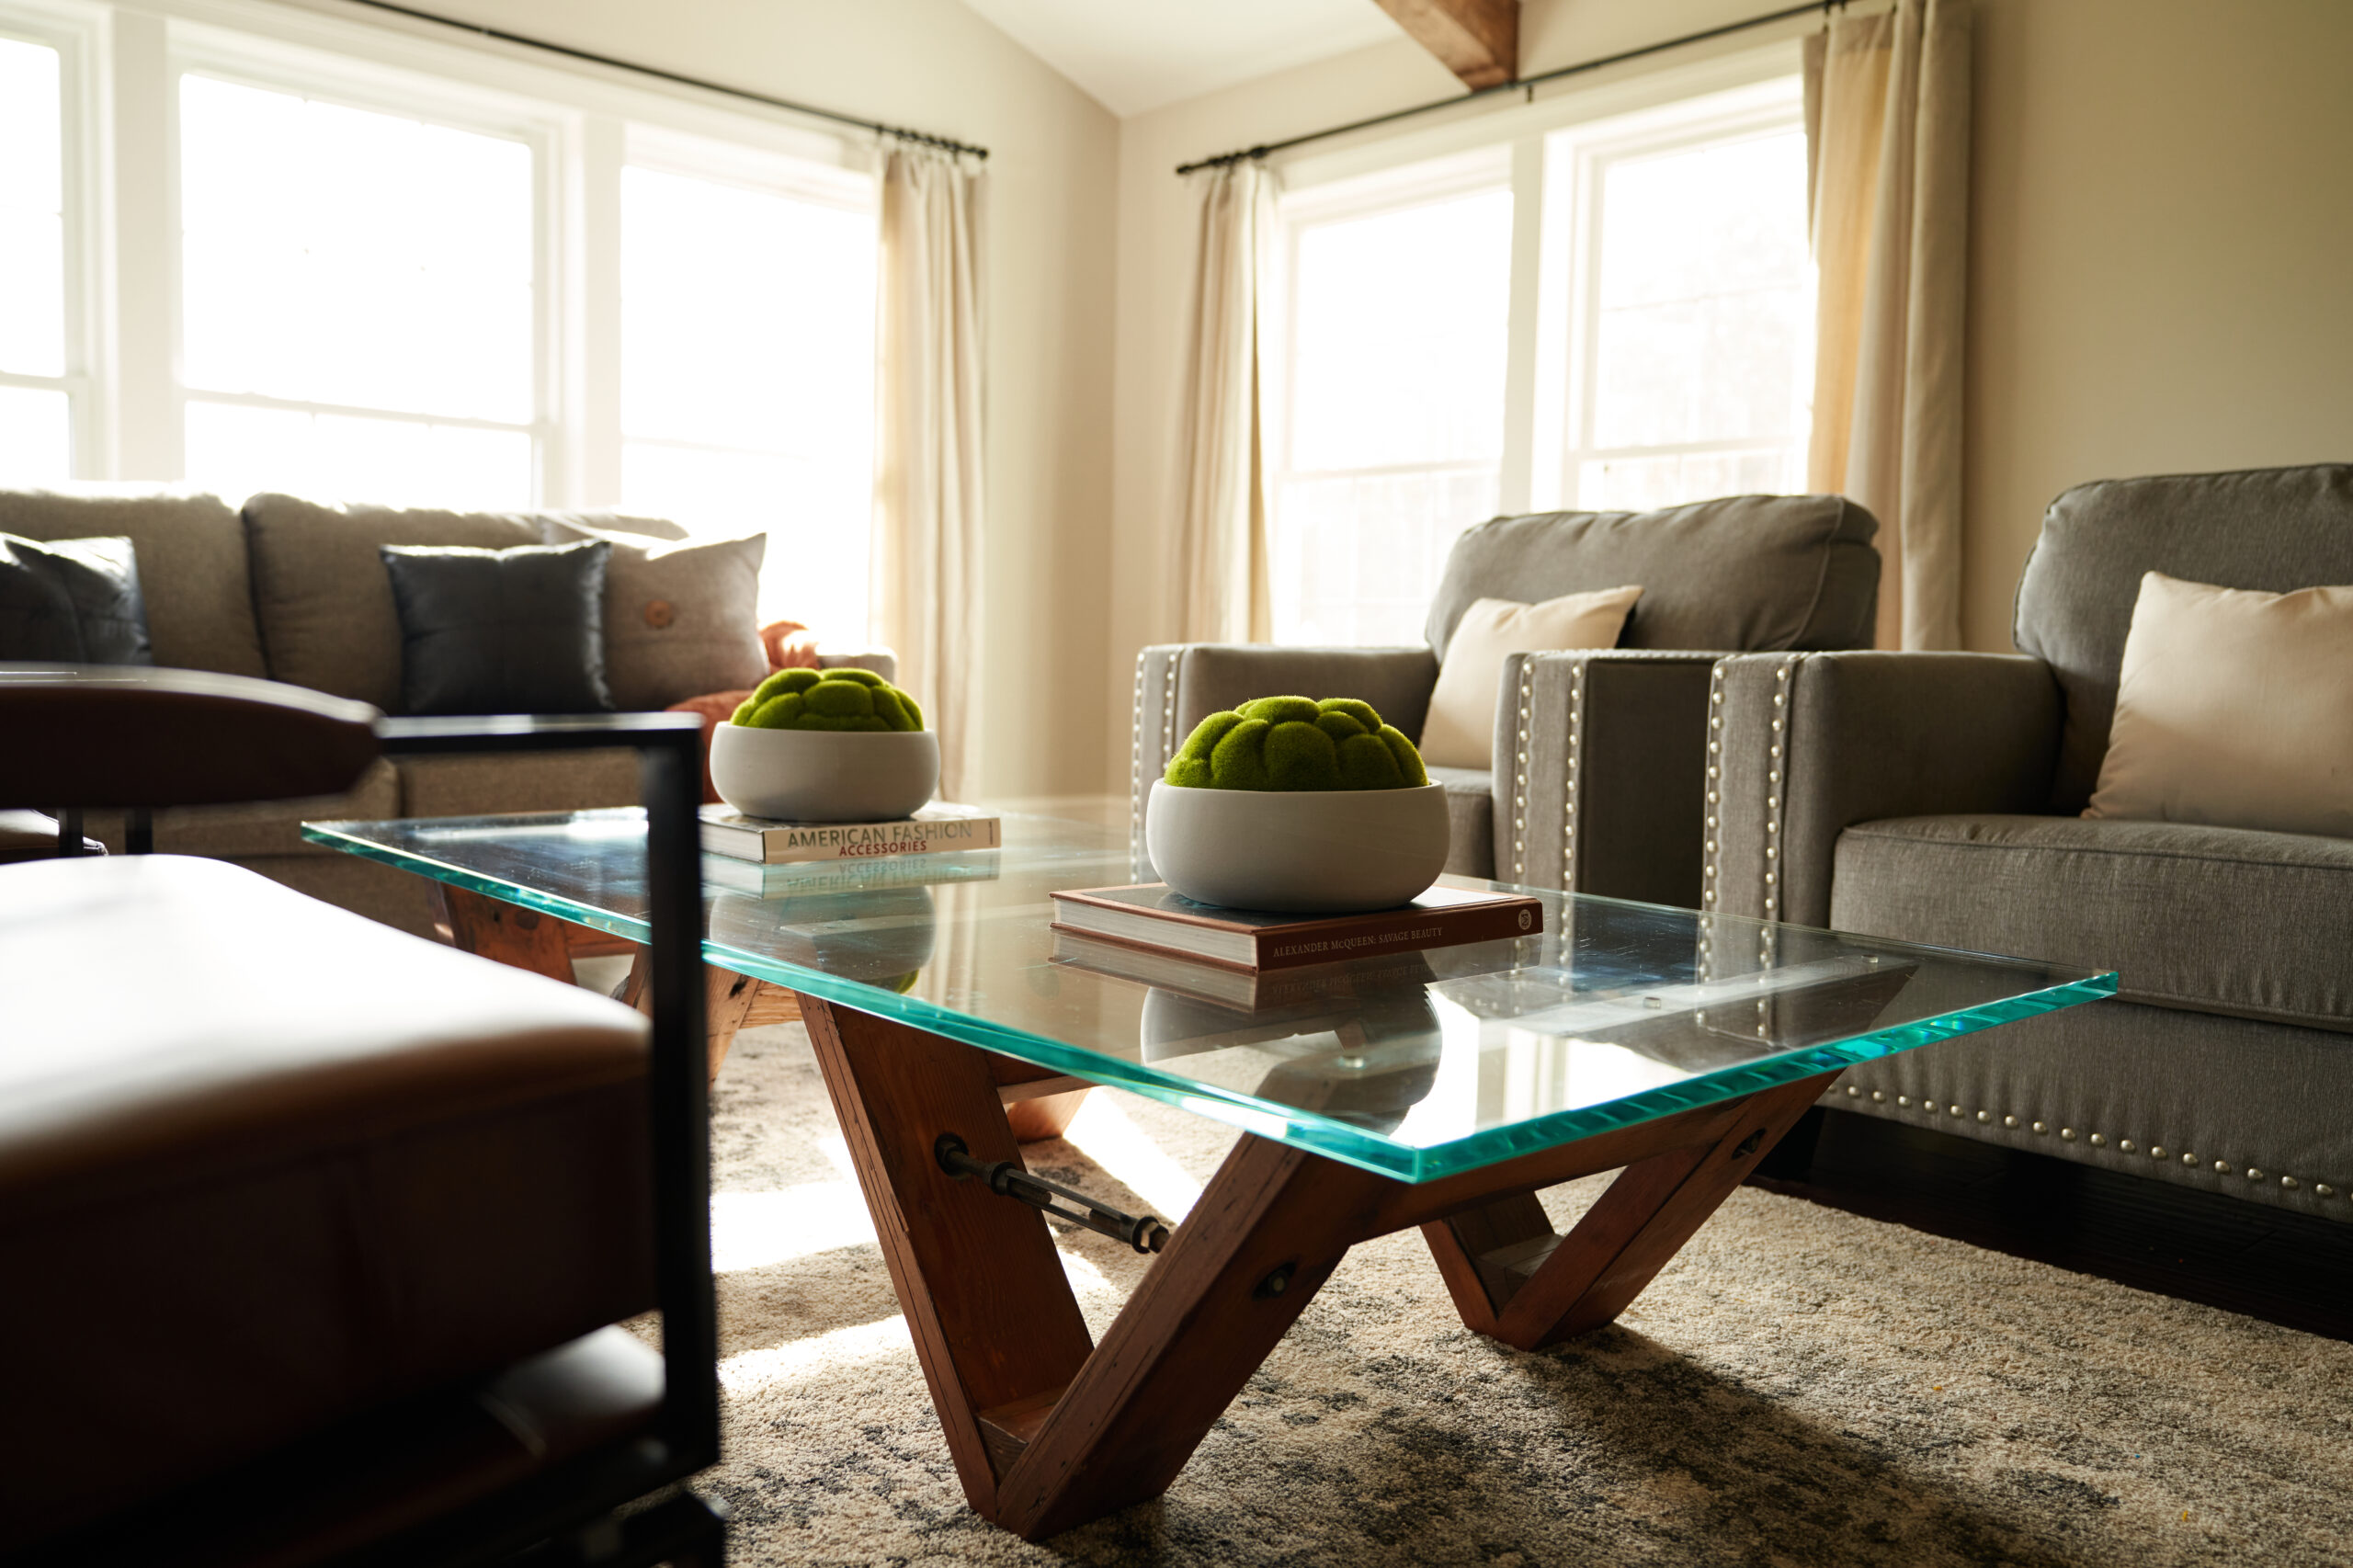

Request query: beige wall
[
  {"left": 404, "top": 0, "right": 1122, "bottom": 800},
  {"left": 1108, "top": 0, "right": 2353, "bottom": 785},
  {"left": 1966, "top": 0, "right": 2353, "bottom": 649}
]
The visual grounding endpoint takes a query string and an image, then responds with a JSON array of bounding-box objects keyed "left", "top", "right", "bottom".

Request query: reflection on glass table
[
  {"left": 305, "top": 808, "right": 2111, "bottom": 1184},
  {"left": 305, "top": 806, "right": 2115, "bottom": 1540}
]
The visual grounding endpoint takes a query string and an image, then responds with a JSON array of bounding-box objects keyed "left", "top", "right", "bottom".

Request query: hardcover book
[
  {"left": 1047, "top": 882, "right": 1543, "bottom": 973},
  {"left": 699, "top": 801, "right": 1001, "bottom": 864},
  {"left": 703, "top": 850, "right": 1004, "bottom": 898},
  {"left": 1051, "top": 926, "right": 1452, "bottom": 1011}
]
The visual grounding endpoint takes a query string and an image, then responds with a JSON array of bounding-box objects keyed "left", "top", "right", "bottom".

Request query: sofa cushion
[
  {"left": 1830, "top": 813, "right": 2353, "bottom": 1032},
  {"left": 2087, "top": 571, "right": 2353, "bottom": 838},
  {"left": 1427, "top": 764, "right": 1495, "bottom": 878},
  {"left": 2013, "top": 464, "right": 2353, "bottom": 812},
  {"left": 242, "top": 496, "right": 688, "bottom": 712},
  {"left": 0, "top": 855, "right": 651, "bottom": 1550},
  {"left": 1422, "top": 587, "right": 1642, "bottom": 769},
  {"left": 0, "top": 487, "right": 266, "bottom": 676},
  {"left": 395, "top": 749, "right": 640, "bottom": 819},
  {"left": 1425, "top": 494, "right": 1879, "bottom": 659},
  {"left": 540, "top": 520, "right": 768, "bottom": 710},
  {"left": 381, "top": 540, "right": 617, "bottom": 715},
  {"left": 0, "top": 533, "right": 154, "bottom": 664}
]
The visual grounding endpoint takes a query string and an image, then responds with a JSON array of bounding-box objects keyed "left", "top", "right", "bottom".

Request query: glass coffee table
[{"left": 307, "top": 808, "right": 2114, "bottom": 1540}]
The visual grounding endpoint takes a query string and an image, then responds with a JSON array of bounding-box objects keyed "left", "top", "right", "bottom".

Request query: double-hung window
[
  {"left": 0, "top": 0, "right": 885, "bottom": 641},
  {"left": 1267, "top": 67, "right": 1813, "bottom": 646},
  {"left": 0, "top": 26, "right": 79, "bottom": 483},
  {"left": 1545, "top": 95, "right": 1813, "bottom": 510},
  {"left": 620, "top": 137, "right": 877, "bottom": 636},
  {"left": 176, "top": 73, "right": 540, "bottom": 508},
  {"left": 1270, "top": 151, "right": 1514, "bottom": 648}
]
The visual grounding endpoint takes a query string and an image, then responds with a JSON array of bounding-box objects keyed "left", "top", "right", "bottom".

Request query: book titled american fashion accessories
[
  {"left": 699, "top": 801, "right": 1001, "bottom": 864},
  {"left": 1047, "top": 882, "right": 1543, "bottom": 973}
]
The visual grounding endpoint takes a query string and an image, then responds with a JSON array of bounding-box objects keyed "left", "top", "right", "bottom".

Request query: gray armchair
[
  {"left": 1710, "top": 463, "right": 2353, "bottom": 1221},
  {"left": 1134, "top": 494, "right": 1881, "bottom": 902}
]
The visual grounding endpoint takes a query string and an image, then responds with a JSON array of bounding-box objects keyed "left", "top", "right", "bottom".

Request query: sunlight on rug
[{"left": 688, "top": 1023, "right": 2353, "bottom": 1567}]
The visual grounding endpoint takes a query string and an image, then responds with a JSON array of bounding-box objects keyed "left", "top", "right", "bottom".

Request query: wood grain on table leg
[
  {"left": 617, "top": 953, "right": 778, "bottom": 1083},
  {"left": 431, "top": 884, "right": 575, "bottom": 983},
  {"left": 798, "top": 995, "right": 1097, "bottom": 1517},
  {"left": 988, "top": 1131, "right": 1388, "bottom": 1540},
  {"left": 1421, "top": 1072, "right": 1836, "bottom": 1350}
]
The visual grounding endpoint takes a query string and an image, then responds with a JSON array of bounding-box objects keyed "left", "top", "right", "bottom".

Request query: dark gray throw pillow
[
  {"left": 379, "top": 539, "right": 615, "bottom": 715},
  {"left": 0, "top": 533, "right": 155, "bottom": 665}
]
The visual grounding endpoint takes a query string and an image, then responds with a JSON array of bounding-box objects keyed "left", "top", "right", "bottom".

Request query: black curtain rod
[
  {"left": 1176, "top": 0, "right": 1839, "bottom": 176},
  {"left": 343, "top": 0, "right": 989, "bottom": 161}
]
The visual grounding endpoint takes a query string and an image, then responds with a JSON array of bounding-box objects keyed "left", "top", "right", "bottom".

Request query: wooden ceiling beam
[{"left": 1372, "top": 0, "right": 1519, "bottom": 90}]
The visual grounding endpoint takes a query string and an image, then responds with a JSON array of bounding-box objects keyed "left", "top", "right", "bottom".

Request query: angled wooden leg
[
  {"left": 1421, "top": 1072, "right": 1835, "bottom": 1349},
  {"left": 798, "top": 996, "right": 1097, "bottom": 1517},
  {"left": 985, "top": 1055, "right": 1095, "bottom": 1144},
  {"left": 432, "top": 884, "right": 575, "bottom": 983},
  {"left": 618, "top": 953, "right": 772, "bottom": 1083},
  {"left": 988, "top": 1132, "right": 1386, "bottom": 1540},
  {"left": 795, "top": 998, "right": 1839, "bottom": 1540},
  {"left": 1002, "top": 1088, "right": 1091, "bottom": 1142}
]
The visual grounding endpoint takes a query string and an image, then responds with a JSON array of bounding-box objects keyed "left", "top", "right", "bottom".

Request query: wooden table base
[{"left": 797, "top": 993, "right": 1836, "bottom": 1540}]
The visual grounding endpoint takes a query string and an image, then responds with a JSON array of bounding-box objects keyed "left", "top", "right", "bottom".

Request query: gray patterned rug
[{"left": 680, "top": 1024, "right": 2353, "bottom": 1567}]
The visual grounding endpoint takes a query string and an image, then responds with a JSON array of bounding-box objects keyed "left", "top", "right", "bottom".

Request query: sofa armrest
[
  {"left": 818, "top": 647, "right": 897, "bottom": 684},
  {"left": 1495, "top": 651, "right": 1719, "bottom": 902},
  {"left": 1131, "top": 643, "right": 1439, "bottom": 828},
  {"left": 1708, "top": 651, "right": 2063, "bottom": 926}
]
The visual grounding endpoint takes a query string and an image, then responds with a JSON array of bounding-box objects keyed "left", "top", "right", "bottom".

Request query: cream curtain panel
[
  {"left": 1804, "top": 0, "right": 1971, "bottom": 650},
  {"left": 873, "top": 146, "right": 985, "bottom": 800},
  {"left": 1172, "top": 160, "right": 1275, "bottom": 643}
]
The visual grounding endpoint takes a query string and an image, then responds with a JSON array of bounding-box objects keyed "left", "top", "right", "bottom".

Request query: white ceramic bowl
[
  {"left": 709, "top": 724, "right": 939, "bottom": 823},
  {"left": 1143, "top": 778, "right": 1449, "bottom": 914}
]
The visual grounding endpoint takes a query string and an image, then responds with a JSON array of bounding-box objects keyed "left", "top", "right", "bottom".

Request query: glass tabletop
[{"left": 303, "top": 810, "right": 2115, "bottom": 1182}]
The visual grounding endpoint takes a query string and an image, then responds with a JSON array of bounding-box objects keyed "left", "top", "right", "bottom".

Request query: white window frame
[
  {"left": 1266, "top": 145, "right": 1515, "bottom": 647},
  {"left": 1262, "top": 40, "right": 1813, "bottom": 643},
  {"left": 0, "top": 0, "right": 880, "bottom": 521},
  {"left": 1537, "top": 78, "right": 1812, "bottom": 513},
  {"left": 0, "top": 1, "right": 104, "bottom": 475},
  {"left": 617, "top": 120, "right": 880, "bottom": 512},
  {"left": 166, "top": 37, "right": 565, "bottom": 503}
]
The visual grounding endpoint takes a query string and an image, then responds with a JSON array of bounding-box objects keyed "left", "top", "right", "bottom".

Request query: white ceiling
[{"left": 958, "top": 0, "right": 1408, "bottom": 118}]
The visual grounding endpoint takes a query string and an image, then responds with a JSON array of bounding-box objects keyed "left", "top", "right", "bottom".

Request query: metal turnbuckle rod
[{"left": 935, "top": 1133, "right": 1170, "bottom": 1254}]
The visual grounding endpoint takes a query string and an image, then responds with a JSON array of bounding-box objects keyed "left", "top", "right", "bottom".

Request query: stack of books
[{"left": 1048, "top": 881, "right": 1543, "bottom": 983}]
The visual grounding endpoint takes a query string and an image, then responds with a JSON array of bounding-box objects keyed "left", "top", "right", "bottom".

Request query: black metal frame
[{"left": 354, "top": 711, "right": 722, "bottom": 1566}]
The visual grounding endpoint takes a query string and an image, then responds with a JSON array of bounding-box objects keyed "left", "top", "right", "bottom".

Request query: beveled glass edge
[
  {"left": 301, "top": 823, "right": 658, "bottom": 947},
  {"left": 302, "top": 819, "right": 2120, "bottom": 1185},
  {"left": 1374, "top": 971, "right": 2120, "bottom": 1182}
]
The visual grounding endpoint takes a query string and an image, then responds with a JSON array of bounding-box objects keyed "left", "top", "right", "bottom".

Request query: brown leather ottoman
[{"left": 0, "top": 854, "right": 655, "bottom": 1553}]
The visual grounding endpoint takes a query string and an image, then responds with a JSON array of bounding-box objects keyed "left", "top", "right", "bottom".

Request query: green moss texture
[
  {"left": 1163, "top": 695, "right": 1428, "bottom": 792},
  {"left": 729, "top": 665, "right": 926, "bottom": 733}
]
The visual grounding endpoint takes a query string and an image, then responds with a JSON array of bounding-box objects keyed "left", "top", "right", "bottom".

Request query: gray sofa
[
  {"left": 2, "top": 485, "right": 888, "bottom": 937},
  {"left": 1709, "top": 464, "right": 2353, "bottom": 1221},
  {"left": 1134, "top": 494, "right": 1881, "bottom": 903}
]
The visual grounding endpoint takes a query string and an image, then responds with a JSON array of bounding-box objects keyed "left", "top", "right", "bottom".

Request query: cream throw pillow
[
  {"left": 1419, "top": 587, "right": 1643, "bottom": 770},
  {"left": 2086, "top": 571, "right": 2353, "bottom": 837}
]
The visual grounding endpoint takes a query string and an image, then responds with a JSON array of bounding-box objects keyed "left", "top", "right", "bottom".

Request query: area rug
[{"left": 682, "top": 1023, "right": 2353, "bottom": 1567}]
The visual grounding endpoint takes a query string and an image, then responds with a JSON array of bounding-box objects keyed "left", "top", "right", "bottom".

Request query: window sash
[
  {"left": 0, "top": 0, "right": 880, "bottom": 517},
  {"left": 1266, "top": 62, "right": 1811, "bottom": 647}
]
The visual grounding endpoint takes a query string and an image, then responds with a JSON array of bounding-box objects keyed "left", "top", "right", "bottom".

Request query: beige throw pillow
[
  {"left": 2086, "top": 571, "right": 2353, "bottom": 837},
  {"left": 1418, "top": 586, "right": 1643, "bottom": 770},
  {"left": 539, "top": 520, "right": 767, "bottom": 710}
]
